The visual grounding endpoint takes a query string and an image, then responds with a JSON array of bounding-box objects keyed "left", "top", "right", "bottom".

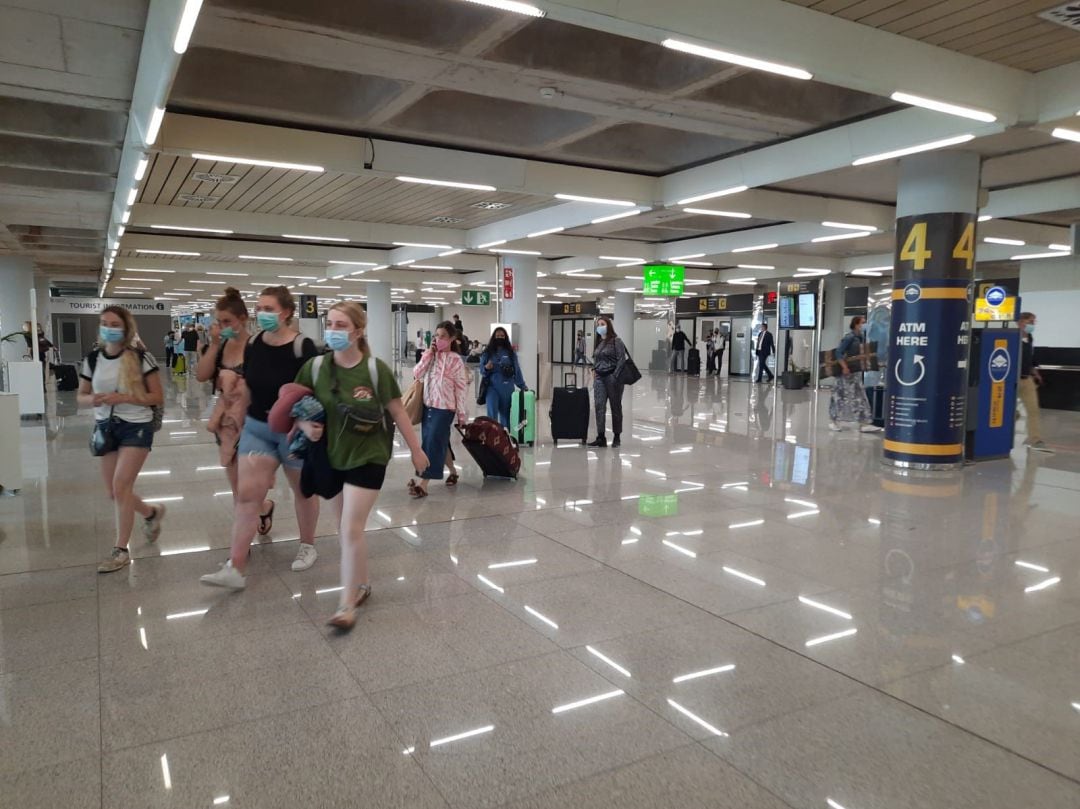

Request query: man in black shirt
[
  {"left": 182, "top": 325, "right": 199, "bottom": 374},
  {"left": 1017, "top": 312, "right": 1052, "bottom": 453},
  {"left": 670, "top": 325, "right": 689, "bottom": 373},
  {"left": 754, "top": 322, "right": 775, "bottom": 382}
]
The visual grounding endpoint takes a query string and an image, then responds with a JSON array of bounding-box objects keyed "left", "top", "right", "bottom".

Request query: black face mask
[{"left": 494, "top": 338, "right": 508, "bottom": 348}]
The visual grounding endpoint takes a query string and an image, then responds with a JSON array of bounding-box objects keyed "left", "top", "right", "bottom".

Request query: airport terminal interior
[{"left": 2, "top": 1, "right": 1080, "bottom": 807}]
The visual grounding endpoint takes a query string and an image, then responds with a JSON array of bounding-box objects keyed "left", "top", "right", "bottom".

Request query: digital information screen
[
  {"left": 797, "top": 293, "right": 817, "bottom": 328},
  {"left": 779, "top": 295, "right": 796, "bottom": 329}
]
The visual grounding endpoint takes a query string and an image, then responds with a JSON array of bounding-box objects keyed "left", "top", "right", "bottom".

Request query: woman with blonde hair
[
  {"left": 77, "top": 305, "right": 166, "bottom": 572},
  {"left": 201, "top": 286, "right": 319, "bottom": 589},
  {"left": 294, "top": 302, "right": 428, "bottom": 629}
]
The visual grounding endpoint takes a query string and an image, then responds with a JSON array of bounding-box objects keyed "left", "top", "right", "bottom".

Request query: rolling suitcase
[
  {"left": 54, "top": 363, "right": 79, "bottom": 391},
  {"left": 511, "top": 388, "right": 536, "bottom": 446},
  {"left": 550, "top": 372, "right": 589, "bottom": 446},
  {"left": 686, "top": 348, "right": 701, "bottom": 375},
  {"left": 866, "top": 385, "right": 886, "bottom": 428},
  {"left": 456, "top": 418, "right": 521, "bottom": 479}
]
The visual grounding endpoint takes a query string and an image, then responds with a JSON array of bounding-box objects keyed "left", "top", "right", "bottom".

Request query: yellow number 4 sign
[{"left": 900, "top": 221, "right": 933, "bottom": 270}]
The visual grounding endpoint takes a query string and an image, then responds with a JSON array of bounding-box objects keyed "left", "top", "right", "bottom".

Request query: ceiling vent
[
  {"left": 430, "top": 216, "right": 464, "bottom": 224},
  {"left": 471, "top": 201, "right": 512, "bottom": 210},
  {"left": 1039, "top": 3, "right": 1080, "bottom": 30},
  {"left": 192, "top": 172, "right": 240, "bottom": 184},
  {"left": 178, "top": 194, "right": 222, "bottom": 204}
]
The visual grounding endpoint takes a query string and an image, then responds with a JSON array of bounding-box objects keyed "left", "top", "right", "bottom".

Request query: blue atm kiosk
[{"left": 966, "top": 285, "right": 1021, "bottom": 461}]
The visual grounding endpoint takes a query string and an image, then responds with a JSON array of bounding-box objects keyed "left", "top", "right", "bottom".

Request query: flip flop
[
  {"left": 257, "top": 500, "right": 275, "bottom": 536},
  {"left": 446, "top": 473, "right": 459, "bottom": 487}
]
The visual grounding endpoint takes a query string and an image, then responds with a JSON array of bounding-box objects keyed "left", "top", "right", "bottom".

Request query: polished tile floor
[{"left": 3, "top": 368, "right": 1080, "bottom": 808}]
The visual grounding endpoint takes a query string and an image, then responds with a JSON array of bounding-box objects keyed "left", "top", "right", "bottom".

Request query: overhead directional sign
[
  {"left": 461, "top": 289, "right": 491, "bottom": 306},
  {"left": 643, "top": 264, "right": 685, "bottom": 296}
]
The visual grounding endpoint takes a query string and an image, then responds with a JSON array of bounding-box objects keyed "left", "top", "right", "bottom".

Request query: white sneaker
[
  {"left": 200, "top": 560, "right": 246, "bottom": 590},
  {"left": 828, "top": 422, "right": 844, "bottom": 432},
  {"left": 1028, "top": 440, "right": 1054, "bottom": 454},
  {"left": 143, "top": 504, "right": 166, "bottom": 543},
  {"left": 291, "top": 543, "right": 318, "bottom": 571},
  {"left": 859, "top": 424, "right": 884, "bottom": 433}
]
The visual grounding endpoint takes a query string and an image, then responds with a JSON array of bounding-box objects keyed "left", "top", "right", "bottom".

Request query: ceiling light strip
[
  {"left": 191, "top": 152, "right": 324, "bottom": 172},
  {"left": 662, "top": 38, "right": 811, "bottom": 80},
  {"left": 852, "top": 134, "right": 976, "bottom": 166}
]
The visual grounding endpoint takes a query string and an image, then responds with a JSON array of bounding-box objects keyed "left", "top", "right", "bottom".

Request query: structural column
[
  {"left": 615, "top": 292, "right": 635, "bottom": 356},
  {"left": 367, "top": 282, "right": 393, "bottom": 365},
  {"left": 883, "top": 151, "right": 980, "bottom": 469},
  {"left": 499, "top": 256, "right": 538, "bottom": 388},
  {"left": 0, "top": 257, "right": 34, "bottom": 363}
]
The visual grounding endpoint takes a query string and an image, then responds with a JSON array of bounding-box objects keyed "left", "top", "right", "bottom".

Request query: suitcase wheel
[{"left": 552, "top": 439, "right": 558, "bottom": 446}]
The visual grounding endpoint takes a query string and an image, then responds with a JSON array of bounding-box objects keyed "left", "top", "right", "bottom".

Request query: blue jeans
[
  {"left": 420, "top": 406, "right": 455, "bottom": 480},
  {"left": 485, "top": 381, "right": 514, "bottom": 429}
]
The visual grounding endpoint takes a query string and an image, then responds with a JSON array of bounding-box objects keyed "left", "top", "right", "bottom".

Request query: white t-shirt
[{"left": 80, "top": 348, "right": 158, "bottom": 423}]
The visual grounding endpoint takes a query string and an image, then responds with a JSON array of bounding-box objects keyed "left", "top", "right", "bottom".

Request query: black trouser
[
  {"left": 165, "top": 348, "right": 174, "bottom": 368},
  {"left": 713, "top": 349, "right": 724, "bottom": 375},
  {"left": 593, "top": 372, "right": 624, "bottom": 437},
  {"left": 755, "top": 353, "right": 773, "bottom": 381},
  {"left": 706, "top": 350, "right": 715, "bottom": 373}
]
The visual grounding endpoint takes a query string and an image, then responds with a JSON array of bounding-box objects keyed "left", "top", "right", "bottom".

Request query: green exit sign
[
  {"left": 643, "top": 264, "right": 685, "bottom": 296},
  {"left": 461, "top": 289, "right": 491, "bottom": 306}
]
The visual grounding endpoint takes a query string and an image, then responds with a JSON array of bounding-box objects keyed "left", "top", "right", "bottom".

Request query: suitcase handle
[{"left": 563, "top": 372, "right": 577, "bottom": 388}]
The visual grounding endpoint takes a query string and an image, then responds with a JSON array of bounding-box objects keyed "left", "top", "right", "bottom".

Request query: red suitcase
[{"left": 456, "top": 417, "right": 521, "bottom": 479}]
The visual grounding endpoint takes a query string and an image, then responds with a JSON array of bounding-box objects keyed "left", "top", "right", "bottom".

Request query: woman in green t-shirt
[{"left": 295, "top": 302, "right": 428, "bottom": 630}]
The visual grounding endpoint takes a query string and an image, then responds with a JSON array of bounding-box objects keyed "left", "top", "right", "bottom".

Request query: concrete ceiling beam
[{"left": 984, "top": 176, "right": 1080, "bottom": 219}]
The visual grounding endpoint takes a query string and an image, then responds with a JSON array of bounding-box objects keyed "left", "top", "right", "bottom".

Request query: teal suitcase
[{"left": 511, "top": 389, "right": 536, "bottom": 446}]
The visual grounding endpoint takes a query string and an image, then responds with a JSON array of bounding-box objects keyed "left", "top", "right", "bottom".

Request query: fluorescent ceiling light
[
  {"left": 150, "top": 224, "right": 233, "bottom": 234},
  {"left": 850, "top": 268, "right": 884, "bottom": 277},
  {"left": 683, "top": 279, "right": 710, "bottom": 285},
  {"left": 731, "top": 243, "right": 778, "bottom": 253},
  {"left": 117, "top": 225, "right": 126, "bottom": 237},
  {"left": 423, "top": 281, "right": 461, "bottom": 287},
  {"left": 200, "top": 280, "right": 227, "bottom": 285},
  {"left": 279, "top": 274, "right": 318, "bottom": 280},
  {"left": 477, "top": 240, "right": 506, "bottom": 249},
  {"left": 1011, "top": 251, "right": 1071, "bottom": 260},
  {"left": 562, "top": 271, "right": 602, "bottom": 278},
  {"left": 282, "top": 234, "right": 350, "bottom": 243},
  {"left": 127, "top": 188, "right": 138, "bottom": 206},
  {"left": 554, "top": 193, "right": 636, "bottom": 207},
  {"left": 738, "top": 264, "right": 774, "bottom": 270},
  {"left": 328, "top": 260, "right": 379, "bottom": 266},
  {"left": 191, "top": 153, "right": 324, "bottom": 173},
  {"left": 683, "top": 207, "right": 752, "bottom": 218},
  {"left": 1048, "top": 244, "right": 1071, "bottom": 251},
  {"left": 396, "top": 175, "right": 496, "bottom": 191},
  {"left": 439, "top": 249, "right": 463, "bottom": 257},
  {"left": 459, "top": 0, "right": 544, "bottom": 18},
  {"left": 669, "top": 253, "right": 705, "bottom": 260},
  {"left": 410, "top": 264, "right": 454, "bottom": 270},
  {"left": 599, "top": 256, "right": 644, "bottom": 262},
  {"left": 984, "top": 237, "right": 1024, "bottom": 246},
  {"left": 146, "top": 106, "right": 165, "bottom": 146},
  {"left": 121, "top": 209, "right": 131, "bottom": 224},
  {"left": 682, "top": 261, "right": 713, "bottom": 267},
  {"left": 237, "top": 255, "right": 293, "bottom": 262},
  {"left": 812, "top": 231, "right": 873, "bottom": 242},
  {"left": 205, "top": 271, "right": 249, "bottom": 277},
  {"left": 135, "top": 157, "right": 149, "bottom": 181},
  {"left": 173, "top": 0, "right": 203, "bottom": 53},
  {"left": 662, "top": 38, "right": 812, "bottom": 80},
  {"left": 727, "top": 278, "right": 757, "bottom": 285},
  {"left": 394, "top": 241, "right": 453, "bottom": 249},
  {"left": 135, "top": 249, "right": 199, "bottom": 256},
  {"left": 1051, "top": 127, "right": 1080, "bottom": 143},
  {"left": 852, "top": 134, "right": 976, "bottom": 166},
  {"left": 978, "top": 215, "right": 993, "bottom": 222},
  {"left": 795, "top": 268, "right": 831, "bottom": 276},
  {"left": 528, "top": 227, "right": 565, "bottom": 238},
  {"left": 890, "top": 91, "right": 996, "bottom": 123},
  {"left": 308, "top": 284, "right": 341, "bottom": 289},
  {"left": 397, "top": 259, "right": 416, "bottom": 266},
  {"left": 822, "top": 221, "right": 876, "bottom": 231},
  {"left": 120, "top": 277, "right": 161, "bottom": 282},
  {"left": 592, "top": 209, "right": 644, "bottom": 224},
  {"left": 126, "top": 268, "right": 174, "bottom": 273},
  {"left": 491, "top": 248, "right": 541, "bottom": 255},
  {"left": 677, "top": 185, "right": 749, "bottom": 206}
]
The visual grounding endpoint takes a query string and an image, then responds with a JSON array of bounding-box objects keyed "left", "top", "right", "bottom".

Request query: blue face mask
[
  {"left": 219, "top": 326, "right": 238, "bottom": 340},
  {"left": 257, "top": 311, "right": 280, "bottom": 332},
  {"left": 324, "top": 329, "right": 352, "bottom": 351},
  {"left": 596, "top": 324, "right": 607, "bottom": 337},
  {"left": 99, "top": 326, "right": 124, "bottom": 344},
  {"left": 1024, "top": 323, "right": 1035, "bottom": 335}
]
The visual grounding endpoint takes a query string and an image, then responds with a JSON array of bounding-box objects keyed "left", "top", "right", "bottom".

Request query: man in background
[
  {"left": 1017, "top": 312, "right": 1052, "bottom": 453},
  {"left": 754, "top": 322, "right": 774, "bottom": 383},
  {"left": 670, "top": 324, "right": 689, "bottom": 373}
]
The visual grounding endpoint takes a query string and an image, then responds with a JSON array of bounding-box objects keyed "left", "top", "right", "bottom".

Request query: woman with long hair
[
  {"left": 408, "top": 320, "right": 468, "bottom": 498},
  {"left": 589, "top": 315, "right": 628, "bottom": 448},
  {"left": 200, "top": 286, "right": 320, "bottom": 589},
  {"left": 293, "top": 302, "right": 427, "bottom": 629},
  {"left": 480, "top": 326, "right": 526, "bottom": 430},
  {"left": 77, "top": 305, "right": 166, "bottom": 572},
  {"left": 196, "top": 288, "right": 274, "bottom": 521},
  {"left": 828, "top": 316, "right": 883, "bottom": 434}
]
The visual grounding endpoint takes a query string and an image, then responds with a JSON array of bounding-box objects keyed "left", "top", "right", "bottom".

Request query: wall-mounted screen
[
  {"left": 778, "top": 295, "right": 796, "bottom": 329},
  {"left": 797, "top": 293, "right": 817, "bottom": 328}
]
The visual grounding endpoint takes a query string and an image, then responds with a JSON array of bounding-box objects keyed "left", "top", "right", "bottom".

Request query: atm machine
[{"left": 965, "top": 284, "right": 1021, "bottom": 461}]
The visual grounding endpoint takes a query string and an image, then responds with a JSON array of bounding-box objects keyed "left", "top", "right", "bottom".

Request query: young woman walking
[
  {"left": 294, "top": 302, "right": 427, "bottom": 629},
  {"left": 200, "top": 286, "right": 320, "bottom": 589},
  {"left": 480, "top": 327, "right": 527, "bottom": 430},
  {"left": 78, "top": 305, "right": 166, "bottom": 572},
  {"left": 408, "top": 321, "right": 468, "bottom": 498},
  {"left": 589, "top": 316, "right": 628, "bottom": 448}
]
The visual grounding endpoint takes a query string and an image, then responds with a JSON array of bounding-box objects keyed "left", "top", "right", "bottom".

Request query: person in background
[
  {"left": 670, "top": 324, "right": 689, "bottom": 373},
  {"left": 415, "top": 329, "right": 425, "bottom": 364},
  {"left": 712, "top": 329, "right": 727, "bottom": 376},
  {"left": 467, "top": 340, "right": 483, "bottom": 362},
  {"left": 294, "top": 302, "right": 427, "bottom": 629},
  {"left": 575, "top": 330, "right": 587, "bottom": 365},
  {"left": 408, "top": 321, "right": 468, "bottom": 498},
  {"left": 828, "top": 316, "right": 882, "bottom": 434},
  {"left": 1017, "top": 312, "right": 1052, "bottom": 453},
  {"left": 182, "top": 324, "right": 199, "bottom": 374},
  {"left": 77, "top": 305, "right": 166, "bottom": 572},
  {"left": 480, "top": 327, "right": 527, "bottom": 430},
  {"left": 453, "top": 313, "right": 464, "bottom": 337},
  {"left": 705, "top": 330, "right": 716, "bottom": 375},
  {"left": 164, "top": 331, "right": 174, "bottom": 370},
  {"left": 23, "top": 321, "right": 53, "bottom": 389},
  {"left": 754, "top": 322, "right": 775, "bottom": 383},
  {"left": 200, "top": 286, "right": 321, "bottom": 589},
  {"left": 589, "top": 316, "right": 627, "bottom": 448}
]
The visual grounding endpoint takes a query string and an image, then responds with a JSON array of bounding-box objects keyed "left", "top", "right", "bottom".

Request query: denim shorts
[
  {"left": 237, "top": 416, "right": 302, "bottom": 470},
  {"left": 97, "top": 417, "right": 154, "bottom": 451}
]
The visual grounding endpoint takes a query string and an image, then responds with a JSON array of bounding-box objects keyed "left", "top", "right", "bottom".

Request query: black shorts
[{"left": 341, "top": 463, "right": 387, "bottom": 491}]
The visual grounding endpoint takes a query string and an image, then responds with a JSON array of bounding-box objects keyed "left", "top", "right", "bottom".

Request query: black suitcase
[
  {"left": 686, "top": 348, "right": 701, "bottom": 375},
  {"left": 550, "top": 372, "right": 589, "bottom": 446},
  {"left": 866, "top": 385, "right": 885, "bottom": 428},
  {"left": 54, "top": 363, "right": 79, "bottom": 391}
]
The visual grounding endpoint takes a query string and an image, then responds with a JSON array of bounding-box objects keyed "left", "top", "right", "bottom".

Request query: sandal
[
  {"left": 407, "top": 480, "right": 428, "bottom": 499},
  {"left": 327, "top": 585, "right": 371, "bottom": 631},
  {"left": 257, "top": 500, "right": 275, "bottom": 536},
  {"left": 446, "top": 473, "right": 459, "bottom": 487}
]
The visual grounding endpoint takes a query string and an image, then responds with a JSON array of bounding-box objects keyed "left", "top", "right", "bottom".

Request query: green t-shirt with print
[{"left": 295, "top": 354, "right": 402, "bottom": 471}]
